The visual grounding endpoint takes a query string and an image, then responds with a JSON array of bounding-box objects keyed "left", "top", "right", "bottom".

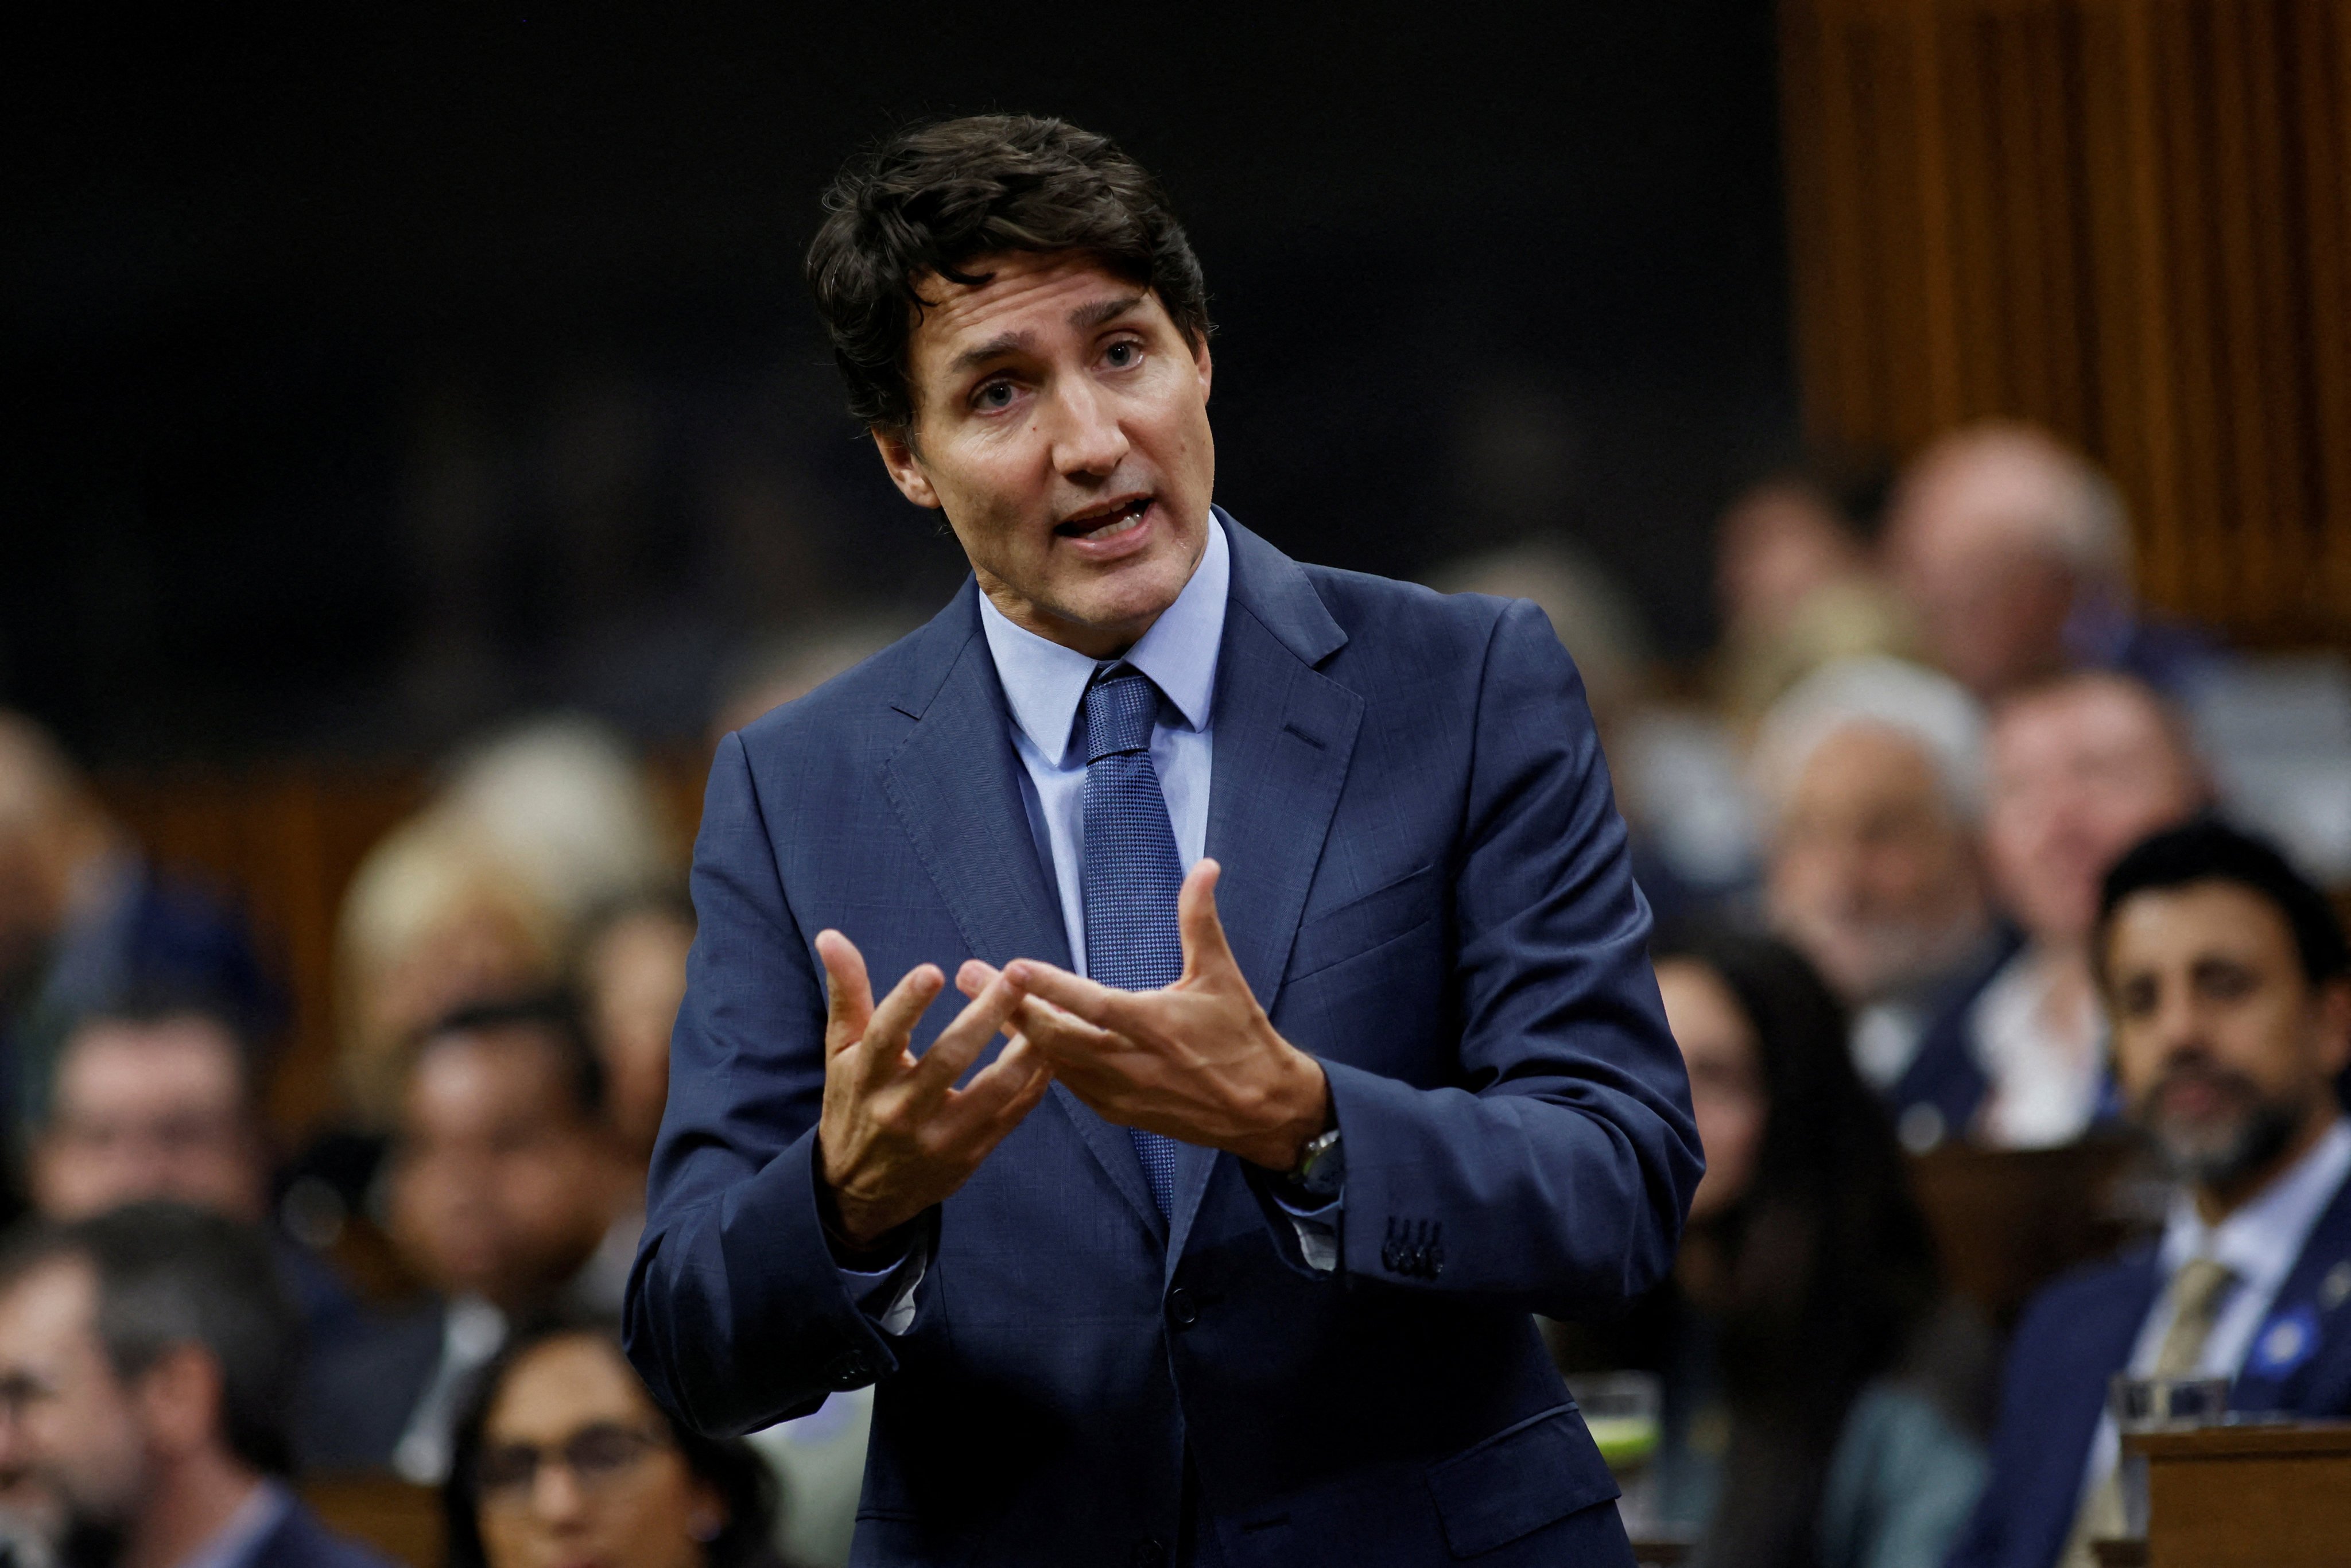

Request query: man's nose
[{"left": 1045, "top": 375, "right": 1129, "bottom": 478}]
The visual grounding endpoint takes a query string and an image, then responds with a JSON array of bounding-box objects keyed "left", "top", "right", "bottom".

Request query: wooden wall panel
[{"left": 1782, "top": 0, "right": 2351, "bottom": 645}]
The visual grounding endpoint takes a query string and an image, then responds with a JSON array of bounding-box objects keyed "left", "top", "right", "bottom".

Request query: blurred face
[
  {"left": 0, "top": 1260, "right": 143, "bottom": 1554},
  {"left": 873, "top": 253, "right": 1216, "bottom": 659},
  {"left": 1714, "top": 483, "right": 1863, "bottom": 636},
  {"left": 391, "top": 1030, "right": 616, "bottom": 1312},
  {"left": 33, "top": 1017, "right": 266, "bottom": 1224},
  {"left": 582, "top": 913, "right": 692, "bottom": 1163},
  {"left": 2105, "top": 882, "right": 2351, "bottom": 1203},
  {"left": 1986, "top": 680, "right": 2202, "bottom": 946},
  {"left": 475, "top": 1335, "right": 719, "bottom": 1568},
  {"left": 1658, "top": 960, "right": 1766, "bottom": 1223},
  {"left": 363, "top": 903, "right": 552, "bottom": 1068},
  {"left": 1768, "top": 725, "right": 1987, "bottom": 1004},
  {"left": 1886, "top": 447, "right": 2085, "bottom": 698}
]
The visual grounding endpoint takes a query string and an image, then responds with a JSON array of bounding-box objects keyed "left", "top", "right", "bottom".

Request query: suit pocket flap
[
  {"left": 1288, "top": 863, "right": 1436, "bottom": 980},
  {"left": 1425, "top": 1404, "right": 1619, "bottom": 1558}
]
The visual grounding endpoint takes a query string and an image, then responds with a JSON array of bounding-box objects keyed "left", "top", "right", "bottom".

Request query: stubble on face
[{"left": 876, "top": 253, "right": 1216, "bottom": 658}]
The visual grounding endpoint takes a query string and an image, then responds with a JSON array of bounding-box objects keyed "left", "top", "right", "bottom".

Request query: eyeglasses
[{"left": 475, "top": 1422, "right": 670, "bottom": 1506}]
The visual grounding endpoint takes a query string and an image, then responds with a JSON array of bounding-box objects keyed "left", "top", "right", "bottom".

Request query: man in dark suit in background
[
  {"left": 0, "top": 1203, "right": 394, "bottom": 1568},
  {"left": 1947, "top": 820, "right": 2351, "bottom": 1568},
  {"left": 626, "top": 115, "right": 1701, "bottom": 1566}
]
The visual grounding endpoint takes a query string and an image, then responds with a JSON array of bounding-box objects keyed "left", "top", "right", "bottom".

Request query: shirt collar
[
  {"left": 976, "top": 514, "right": 1228, "bottom": 764},
  {"left": 171, "top": 1478, "right": 289, "bottom": 1568},
  {"left": 2160, "top": 1117, "right": 2351, "bottom": 1295}
]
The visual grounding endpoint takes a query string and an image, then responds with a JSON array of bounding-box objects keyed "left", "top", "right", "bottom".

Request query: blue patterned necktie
[{"left": 1078, "top": 663, "right": 1185, "bottom": 1215}]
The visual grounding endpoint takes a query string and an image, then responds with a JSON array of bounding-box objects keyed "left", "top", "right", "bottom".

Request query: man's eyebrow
[
  {"left": 1070, "top": 294, "right": 1145, "bottom": 331},
  {"left": 945, "top": 297, "right": 1144, "bottom": 377},
  {"left": 950, "top": 331, "right": 1034, "bottom": 375}
]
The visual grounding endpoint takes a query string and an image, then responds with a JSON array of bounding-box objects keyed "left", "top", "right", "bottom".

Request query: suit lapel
[
  {"left": 883, "top": 584, "right": 1164, "bottom": 1233},
  {"left": 1165, "top": 517, "right": 1361, "bottom": 1262},
  {"left": 2232, "top": 1167, "right": 2351, "bottom": 1411},
  {"left": 882, "top": 592, "right": 1069, "bottom": 975}
]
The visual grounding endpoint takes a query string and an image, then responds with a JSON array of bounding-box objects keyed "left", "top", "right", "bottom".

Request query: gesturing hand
[
  {"left": 813, "top": 931, "right": 1054, "bottom": 1251},
  {"left": 957, "top": 860, "right": 1331, "bottom": 1172}
]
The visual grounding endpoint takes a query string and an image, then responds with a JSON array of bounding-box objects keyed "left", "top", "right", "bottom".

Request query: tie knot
[{"left": 1081, "top": 666, "right": 1161, "bottom": 762}]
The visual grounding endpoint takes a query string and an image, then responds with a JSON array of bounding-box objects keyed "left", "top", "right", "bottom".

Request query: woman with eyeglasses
[{"left": 444, "top": 1319, "right": 785, "bottom": 1568}]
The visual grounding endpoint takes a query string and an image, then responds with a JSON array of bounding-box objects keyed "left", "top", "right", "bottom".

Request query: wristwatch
[{"left": 1285, "top": 1126, "right": 1345, "bottom": 1202}]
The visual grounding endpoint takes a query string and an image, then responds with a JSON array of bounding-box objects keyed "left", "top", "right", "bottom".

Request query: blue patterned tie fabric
[{"left": 1078, "top": 663, "right": 1185, "bottom": 1216}]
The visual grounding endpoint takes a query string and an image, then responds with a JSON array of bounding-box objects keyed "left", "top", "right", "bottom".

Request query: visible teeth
[{"left": 1071, "top": 500, "right": 1147, "bottom": 538}]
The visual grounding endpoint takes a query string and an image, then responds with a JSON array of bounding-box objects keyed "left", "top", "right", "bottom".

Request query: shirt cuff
[
  {"left": 835, "top": 1232, "right": 930, "bottom": 1336},
  {"left": 1270, "top": 1186, "right": 1342, "bottom": 1272}
]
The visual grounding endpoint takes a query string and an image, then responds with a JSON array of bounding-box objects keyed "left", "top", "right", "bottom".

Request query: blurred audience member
[
  {"left": 444, "top": 1321, "right": 781, "bottom": 1568},
  {"left": 25, "top": 999, "right": 358, "bottom": 1344},
  {"left": 1881, "top": 423, "right": 2210, "bottom": 701},
  {"left": 1753, "top": 658, "right": 2008, "bottom": 1126},
  {"left": 573, "top": 893, "right": 694, "bottom": 1171},
  {"left": 710, "top": 618, "right": 915, "bottom": 744},
  {"left": 1713, "top": 468, "right": 1916, "bottom": 733},
  {"left": 1593, "top": 925, "right": 1984, "bottom": 1568},
  {"left": 305, "top": 999, "right": 624, "bottom": 1483},
  {"left": 1431, "top": 537, "right": 1655, "bottom": 728},
  {"left": 0, "top": 1202, "right": 393, "bottom": 1567},
  {"left": 434, "top": 717, "right": 676, "bottom": 937},
  {"left": 1940, "top": 674, "right": 2206, "bottom": 1150},
  {"left": 335, "top": 817, "right": 560, "bottom": 1127},
  {"left": 1950, "top": 822, "right": 2351, "bottom": 1568},
  {"left": 0, "top": 713, "right": 273, "bottom": 1140}
]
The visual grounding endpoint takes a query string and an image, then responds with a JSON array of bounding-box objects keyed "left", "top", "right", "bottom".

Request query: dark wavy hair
[
  {"left": 1646, "top": 922, "right": 1945, "bottom": 1568},
  {"left": 806, "top": 113, "right": 1212, "bottom": 436},
  {"left": 443, "top": 1318, "right": 781, "bottom": 1568}
]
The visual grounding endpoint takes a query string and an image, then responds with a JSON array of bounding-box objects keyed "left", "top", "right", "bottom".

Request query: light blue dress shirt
[{"left": 977, "top": 513, "right": 1227, "bottom": 971}]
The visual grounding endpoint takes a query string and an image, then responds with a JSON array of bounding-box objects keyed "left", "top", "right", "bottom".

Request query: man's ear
[
  {"left": 871, "top": 426, "right": 941, "bottom": 510},
  {"left": 2311, "top": 976, "right": 2351, "bottom": 1077},
  {"left": 1191, "top": 333, "right": 1213, "bottom": 405},
  {"left": 135, "top": 1342, "right": 225, "bottom": 1460}
]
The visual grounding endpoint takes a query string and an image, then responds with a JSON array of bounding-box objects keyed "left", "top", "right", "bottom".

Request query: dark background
[{"left": 4, "top": 6, "right": 1796, "bottom": 763}]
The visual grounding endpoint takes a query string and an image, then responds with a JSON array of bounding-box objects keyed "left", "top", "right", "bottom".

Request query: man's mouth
[{"left": 1055, "top": 496, "right": 1153, "bottom": 541}]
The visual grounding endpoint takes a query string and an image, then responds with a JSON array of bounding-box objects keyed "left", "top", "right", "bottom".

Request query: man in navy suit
[
  {"left": 1946, "top": 819, "right": 2351, "bottom": 1568},
  {"left": 623, "top": 115, "right": 1701, "bottom": 1565},
  {"left": 0, "top": 1203, "right": 395, "bottom": 1568}
]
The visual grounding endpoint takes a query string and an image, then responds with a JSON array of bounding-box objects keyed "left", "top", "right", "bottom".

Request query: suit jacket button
[
  {"left": 1131, "top": 1539, "right": 1166, "bottom": 1567},
  {"left": 1167, "top": 1288, "right": 1199, "bottom": 1328},
  {"left": 827, "top": 1352, "right": 870, "bottom": 1388}
]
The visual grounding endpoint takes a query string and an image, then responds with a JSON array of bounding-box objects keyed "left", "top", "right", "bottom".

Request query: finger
[
  {"left": 955, "top": 957, "right": 1002, "bottom": 999},
  {"left": 859, "top": 962, "right": 946, "bottom": 1083},
  {"left": 1001, "top": 958, "right": 1153, "bottom": 1035},
  {"left": 1004, "top": 992, "right": 1121, "bottom": 1059},
  {"left": 907, "top": 969, "right": 1029, "bottom": 1097},
  {"left": 1176, "top": 859, "right": 1239, "bottom": 984},
  {"left": 814, "top": 931, "right": 875, "bottom": 1058},
  {"left": 940, "top": 1035, "right": 1054, "bottom": 1132}
]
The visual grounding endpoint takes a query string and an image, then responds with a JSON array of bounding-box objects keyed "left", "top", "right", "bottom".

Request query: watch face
[{"left": 1299, "top": 1131, "right": 1344, "bottom": 1197}]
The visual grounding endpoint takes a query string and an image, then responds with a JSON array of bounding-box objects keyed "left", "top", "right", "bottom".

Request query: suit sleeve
[
  {"left": 622, "top": 731, "right": 911, "bottom": 1435},
  {"left": 1322, "top": 597, "right": 1702, "bottom": 1317}
]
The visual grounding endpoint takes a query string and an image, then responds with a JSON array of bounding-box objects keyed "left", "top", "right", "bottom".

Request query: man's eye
[
  {"left": 1103, "top": 340, "right": 1140, "bottom": 368},
  {"left": 973, "top": 381, "right": 1017, "bottom": 410}
]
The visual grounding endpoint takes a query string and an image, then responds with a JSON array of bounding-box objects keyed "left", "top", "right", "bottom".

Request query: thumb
[
  {"left": 815, "top": 930, "right": 875, "bottom": 1056},
  {"left": 1177, "top": 859, "right": 1239, "bottom": 984}
]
